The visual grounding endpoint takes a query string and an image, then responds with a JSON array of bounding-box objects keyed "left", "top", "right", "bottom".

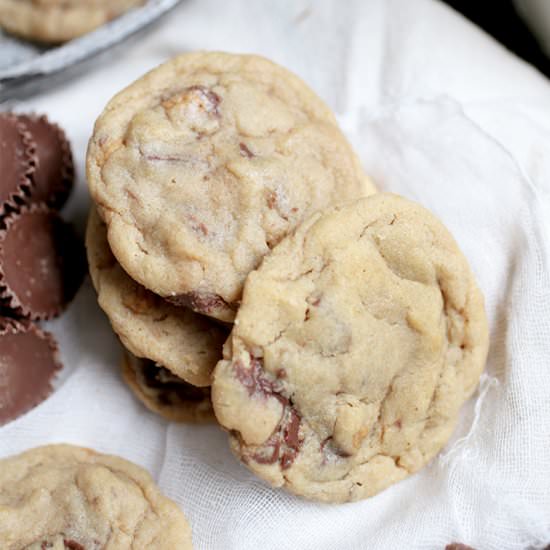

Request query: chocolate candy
[
  {"left": 0, "top": 113, "right": 35, "bottom": 216},
  {"left": 0, "top": 318, "right": 61, "bottom": 426},
  {"left": 0, "top": 205, "right": 86, "bottom": 319},
  {"left": 17, "top": 114, "right": 74, "bottom": 210}
]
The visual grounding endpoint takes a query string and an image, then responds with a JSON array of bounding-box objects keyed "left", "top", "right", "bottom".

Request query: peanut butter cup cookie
[
  {"left": 86, "top": 206, "right": 226, "bottom": 387},
  {"left": 0, "top": 444, "right": 193, "bottom": 549},
  {"left": 87, "top": 52, "right": 376, "bottom": 322},
  {"left": 0, "top": 0, "right": 145, "bottom": 43},
  {"left": 212, "top": 193, "right": 488, "bottom": 503}
]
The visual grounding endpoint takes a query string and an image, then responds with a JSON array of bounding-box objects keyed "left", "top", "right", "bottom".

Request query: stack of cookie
[
  {"left": 86, "top": 51, "right": 488, "bottom": 503},
  {"left": 85, "top": 51, "right": 376, "bottom": 425},
  {"left": 0, "top": 113, "right": 86, "bottom": 426}
]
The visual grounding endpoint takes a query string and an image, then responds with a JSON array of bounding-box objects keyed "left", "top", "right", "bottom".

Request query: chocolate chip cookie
[
  {"left": 122, "top": 351, "right": 214, "bottom": 423},
  {"left": 0, "top": 444, "right": 193, "bottom": 549},
  {"left": 212, "top": 193, "right": 489, "bottom": 503},
  {"left": 87, "top": 51, "right": 376, "bottom": 322},
  {"left": 0, "top": 0, "right": 145, "bottom": 43},
  {"left": 86, "top": 206, "right": 226, "bottom": 387}
]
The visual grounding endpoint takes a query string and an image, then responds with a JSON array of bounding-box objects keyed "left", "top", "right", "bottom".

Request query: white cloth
[{"left": 2, "top": 1, "right": 550, "bottom": 548}]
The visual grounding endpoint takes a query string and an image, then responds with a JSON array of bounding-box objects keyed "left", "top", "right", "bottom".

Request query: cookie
[
  {"left": 17, "top": 114, "right": 74, "bottom": 210},
  {"left": 0, "top": 113, "right": 35, "bottom": 217},
  {"left": 212, "top": 193, "right": 489, "bottom": 503},
  {"left": 86, "top": 206, "right": 227, "bottom": 387},
  {"left": 0, "top": 444, "right": 193, "bottom": 549},
  {"left": 122, "top": 351, "right": 215, "bottom": 423},
  {"left": 0, "top": 318, "right": 61, "bottom": 426},
  {"left": 0, "top": 0, "right": 145, "bottom": 43},
  {"left": 87, "top": 51, "right": 376, "bottom": 322},
  {"left": 0, "top": 204, "right": 86, "bottom": 320}
]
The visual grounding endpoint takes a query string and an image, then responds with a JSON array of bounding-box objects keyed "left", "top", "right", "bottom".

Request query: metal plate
[{"left": 0, "top": 0, "right": 182, "bottom": 103}]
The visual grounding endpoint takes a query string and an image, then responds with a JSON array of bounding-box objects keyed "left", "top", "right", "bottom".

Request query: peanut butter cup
[
  {"left": 0, "top": 113, "right": 35, "bottom": 217},
  {"left": 0, "top": 204, "right": 86, "bottom": 319},
  {"left": 0, "top": 318, "right": 61, "bottom": 426},
  {"left": 17, "top": 114, "right": 74, "bottom": 210}
]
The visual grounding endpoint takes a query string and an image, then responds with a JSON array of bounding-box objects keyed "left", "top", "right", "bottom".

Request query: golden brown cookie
[
  {"left": 86, "top": 206, "right": 227, "bottom": 387},
  {"left": 87, "top": 51, "right": 376, "bottom": 322},
  {"left": 0, "top": 444, "right": 193, "bottom": 549},
  {"left": 0, "top": 0, "right": 145, "bottom": 43},
  {"left": 212, "top": 193, "right": 488, "bottom": 503}
]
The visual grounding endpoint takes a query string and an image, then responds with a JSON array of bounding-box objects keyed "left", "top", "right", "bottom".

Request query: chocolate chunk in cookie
[
  {"left": 122, "top": 351, "right": 215, "bottom": 423},
  {"left": 0, "top": 205, "right": 86, "bottom": 319},
  {"left": 0, "top": 318, "right": 61, "bottom": 426},
  {"left": 212, "top": 193, "right": 489, "bottom": 503}
]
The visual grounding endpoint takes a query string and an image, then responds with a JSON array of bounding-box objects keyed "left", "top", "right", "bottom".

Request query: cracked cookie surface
[
  {"left": 0, "top": 444, "right": 192, "bottom": 549},
  {"left": 212, "top": 193, "right": 489, "bottom": 503},
  {"left": 86, "top": 206, "right": 226, "bottom": 387},
  {"left": 121, "top": 350, "right": 215, "bottom": 423},
  {"left": 0, "top": 0, "right": 144, "bottom": 43},
  {"left": 87, "top": 51, "right": 376, "bottom": 322}
]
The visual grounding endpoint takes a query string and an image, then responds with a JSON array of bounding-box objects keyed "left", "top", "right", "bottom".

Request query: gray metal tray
[{"left": 0, "top": 0, "right": 182, "bottom": 104}]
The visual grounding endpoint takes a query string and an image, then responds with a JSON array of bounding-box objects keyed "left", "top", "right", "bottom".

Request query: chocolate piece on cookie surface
[{"left": 122, "top": 351, "right": 215, "bottom": 423}]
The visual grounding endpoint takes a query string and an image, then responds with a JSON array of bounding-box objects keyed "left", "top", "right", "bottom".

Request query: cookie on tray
[
  {"left": 0, "top": 0, "right": 145, "bottom": 43},
  {"left": 86, "top": 206, "right": 227, "bottom": 387},
  {"left": 0, "top": 444, "right": 193, "bottom": 549},
  {"left": 87, "top": 51, "right": 376, "bottom": 322},
  {"left": 212, "top": 193, "right": 489, "bottom": 503},
  {"left": 122, "top": 350, "right": 215, "bottom": 423}
]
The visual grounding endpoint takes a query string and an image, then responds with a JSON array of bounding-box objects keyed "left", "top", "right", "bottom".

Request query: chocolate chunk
[
  {"left": 234, "top": 357, "right": 283, "bottom": 398},
  {"left": 239, "top": 142, "right": 254, "bottom": 158},
  {"left": 283, "top": 407, "right": 301, "bottom": 448},
  {"left": 186, "top": 85, "right": 221, "bottom": 116},
  {"left": 64, "top": 540, "right": 85, "bottom": 550},
  {"left": 0, "top": 318, "right": 61, "bottom": 426},
  {"left": 233, "top": 353, "right": 304, "bottom": 469},
  {"left": 166, "top": 291, "right": 234, "bottom": 316},
  {"left": 18, "top": 115, "right": 74, "bottom": 210},
  {"left": 0, "top": 113, "right": 35, "bottom": 216},
  {"left": 279, "top": 407, "right": 302, "bottom": 469},
  {"left": 251, "top": 406, "right": 303, "bottom": 470},
  {"left": 131, "top": 354, "right": 210, "bottom": 404},
  {"left": 252, "top": 433, "right": 281, "bottom": 465},
  {"left": 445, "top": 545, "right": 476, "bottom": 550},
  {"left": 0, "top": 205, "right": 86, "bottom": 319}
]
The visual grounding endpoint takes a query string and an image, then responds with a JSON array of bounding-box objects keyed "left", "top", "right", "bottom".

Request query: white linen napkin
[{"left": 2, "top": 1, "right": 549, "bottom": 548}]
